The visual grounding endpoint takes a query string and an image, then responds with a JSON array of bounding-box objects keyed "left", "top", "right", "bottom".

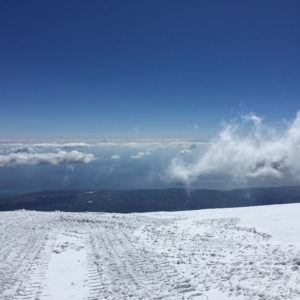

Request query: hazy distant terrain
[{"left": 1, "top": 186, "right": 300, "bottom": 212}]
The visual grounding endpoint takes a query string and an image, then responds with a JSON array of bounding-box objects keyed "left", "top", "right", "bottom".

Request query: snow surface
[{"left": 1, "top": 204, "right": 300, "bottom": 299}]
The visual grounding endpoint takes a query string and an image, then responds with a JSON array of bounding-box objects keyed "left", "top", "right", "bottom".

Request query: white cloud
[
  {"left": 94, "top": 139, "right": 208, "bottom": 150},
  {"left": 167, "top": 111, "right": 300, "bottom": 185},
  {"left": 243, "top": 113, "right": 262, "bottom": 127},
  {"left": 33, "top": 142, "right": 92, "bottom": 149},
  {"left": 12, "top": 146, "right": 36, "bottom": 154},
  {"left": 0, "top": 140, "right": 208, "bottom": 154},
  {"left": 130, "top": 151, "right": 151, "bottom": 160},
  {"left": 110, "top": 154, "right": 120, "bottom": 160},
  {"left": 0, "top": 142, "right": 92, "bottom": 155},
  {"left": 179, "top": 149, "right": 192, "bottom": 155},
  {"left": 0, "top": 150, "right": 95, "bottom": 167}
]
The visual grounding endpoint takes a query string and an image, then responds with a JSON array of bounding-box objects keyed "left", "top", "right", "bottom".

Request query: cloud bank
[
  {"left": 94, "top": 139, "right": 208, "bottom": 150},
  {"left": 167, "top": 112, "right": 300, "bottom": 185},
  {"left": 0, "top": 142, "right": 91, "bottom": 152},
  {"left": 0, "top": 150, "right": 95, "bottom": 167},
  {"left": 0, "top": 139, "right": 208, "bottom": 156}
]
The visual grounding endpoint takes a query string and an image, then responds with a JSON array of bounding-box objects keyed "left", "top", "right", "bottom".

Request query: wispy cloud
[
  {"left": 63, "top": 164, "right": 75, "bottom": 186},
  {"left": 0, "top": 150, "right": 95, "bottom": 167},
  {"left": 167, "top": 111, "right": 300, "bottom": 185}
]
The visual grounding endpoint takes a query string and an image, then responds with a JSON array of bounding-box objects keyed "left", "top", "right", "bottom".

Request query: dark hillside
[{"left": 0, "top": 186, "right": 300, "bottom": 212}]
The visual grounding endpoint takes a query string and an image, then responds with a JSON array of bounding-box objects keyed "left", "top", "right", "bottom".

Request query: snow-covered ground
[{"left": 1, "top": 204, "right": 300, "bottom": 300}]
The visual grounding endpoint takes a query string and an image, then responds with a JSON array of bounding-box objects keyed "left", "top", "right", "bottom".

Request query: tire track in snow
[
  {"left": 0, "top": 212, "right": 53, "bottom": 300},
  {"left": 2, "top": 210, "right": 300, "bottom": 300}
]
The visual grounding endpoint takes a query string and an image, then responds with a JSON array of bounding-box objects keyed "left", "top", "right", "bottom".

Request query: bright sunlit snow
[{"left": 1, "top": 204, "right": 300, "bottom": 300}]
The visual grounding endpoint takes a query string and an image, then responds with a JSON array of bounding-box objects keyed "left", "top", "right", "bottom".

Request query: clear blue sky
[{"left": 1, "top": 1, "right": 300, "bottom": 139}]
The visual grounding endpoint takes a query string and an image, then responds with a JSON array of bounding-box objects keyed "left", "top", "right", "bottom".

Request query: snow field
[{"left": 1, "top": 204, "right": 300, "bottom": 299}]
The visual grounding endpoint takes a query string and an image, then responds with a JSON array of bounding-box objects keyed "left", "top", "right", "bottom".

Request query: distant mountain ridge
[{"left": 0, "top": 186, "right": 300, "bottom": 213}]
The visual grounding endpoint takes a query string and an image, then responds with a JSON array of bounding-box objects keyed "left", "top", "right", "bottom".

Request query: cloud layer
[
  {"left": 0, "top": 150, "right": 95, "bottom": 167},
  {"left": 167, "top": 112, "right": 300, "bottom": 185}
]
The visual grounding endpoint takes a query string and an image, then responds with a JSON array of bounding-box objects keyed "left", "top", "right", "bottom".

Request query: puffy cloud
[
  {"left": 130, "top": 151, "right": 151, "bottom": 159},
  {"left": 110, "top": 154, "right": 120, "bottom": 160},
  {"left": 0, "top": 150, "right": 95, "bottom": 167},
  {"left": 167, "top": 112, "right": 300, "bottom": 185}
]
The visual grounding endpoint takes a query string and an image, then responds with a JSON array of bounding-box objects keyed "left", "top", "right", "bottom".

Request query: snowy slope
[{"left": 1, "top": 204, "right": 300, "bottom": 300}]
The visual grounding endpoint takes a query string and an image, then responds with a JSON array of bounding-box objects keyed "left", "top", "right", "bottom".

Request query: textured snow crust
[{"left": 1, "top": 204, "right": 300, "bottom": 299}]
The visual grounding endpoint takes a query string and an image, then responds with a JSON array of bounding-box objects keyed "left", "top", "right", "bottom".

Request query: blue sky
[{"left": 1, "top": 1, "right": 300, "bottom": 139}]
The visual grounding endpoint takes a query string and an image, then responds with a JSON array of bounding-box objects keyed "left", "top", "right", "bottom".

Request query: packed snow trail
[{"left": 1, "top": 204, "right": 300, "bottom": 299}]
